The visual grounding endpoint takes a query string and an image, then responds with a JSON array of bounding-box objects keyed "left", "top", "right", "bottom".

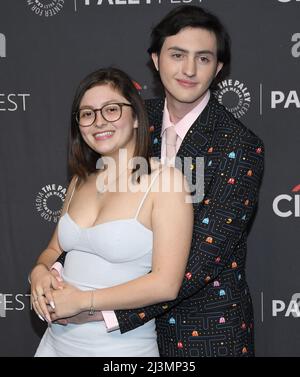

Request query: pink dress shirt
[{"left": 160, "top": 91, "right": 211, "bottom": 161}]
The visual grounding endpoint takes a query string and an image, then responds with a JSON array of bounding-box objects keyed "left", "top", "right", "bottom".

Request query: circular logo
[
  {"left": 214, "top": 79, "right": 251, "bottom": 119},
  {"left": 26, "top": 0, "right": 65, "bottom": 17},
  {"left": 35, "top": 183, "right": 67, "bottom": 223}
]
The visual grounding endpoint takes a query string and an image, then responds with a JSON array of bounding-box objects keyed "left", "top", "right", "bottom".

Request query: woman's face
[{"left": 78, "top": 84, "right": 137, "bottom": 158}]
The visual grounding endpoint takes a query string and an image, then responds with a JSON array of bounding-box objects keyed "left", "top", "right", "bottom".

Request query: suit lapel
[
  {"left": 177, "top": 96, "right": 218, "bottom": 159},
  {"left": 176, "top": 97, "right": 222, "bottom": 205},
  {"left": 147, "top": 97, "right": 219, "bottom": 160},
  {"left": 146, "top": 99, "right": 164, "bottom": 158},
  {"left": 146, "top": 97, "right": 222, "bottom": 206}
]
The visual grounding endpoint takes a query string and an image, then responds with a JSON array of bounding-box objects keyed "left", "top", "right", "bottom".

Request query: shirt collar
[{"left": 161, "top": 90, "right": 211, "bottom": 138}]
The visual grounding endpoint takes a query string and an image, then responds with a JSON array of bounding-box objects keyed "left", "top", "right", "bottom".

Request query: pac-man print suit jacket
[{"left": 115, "top": 96, "right": 264, "bottom": 357}]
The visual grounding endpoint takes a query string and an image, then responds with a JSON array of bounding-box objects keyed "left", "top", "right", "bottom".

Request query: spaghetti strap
[
  {"left": 66, "top": 176, "right": 79, "bottom": 212},
  {"left": 134, "top": 168, "right": 163, "bottom": 220}
]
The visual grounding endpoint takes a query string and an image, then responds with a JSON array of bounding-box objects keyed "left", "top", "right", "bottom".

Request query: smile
[{"left": 94, "top": 131, "right": 115, "bottom": 141}]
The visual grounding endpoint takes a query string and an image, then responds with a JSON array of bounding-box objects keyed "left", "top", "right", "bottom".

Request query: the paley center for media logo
[
  {"left": 35, "top": 183, "right": 67, "bottom": 223},
  {"left": 26, "top": 0, "right": 65, "bottom": 17},
  {"left": 214, "top": 79, "right": 251, "bottom": 119},
  {"left": 273, "top": 184, "right": 300, "bottom": 217}
]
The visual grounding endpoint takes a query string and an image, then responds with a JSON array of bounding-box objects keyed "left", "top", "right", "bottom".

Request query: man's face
[{"left": 152, "top": 27, "right": 223, "bottom": 107}]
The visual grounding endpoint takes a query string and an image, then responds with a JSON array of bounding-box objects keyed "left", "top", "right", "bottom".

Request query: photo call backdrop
[{"left": 0, "top": 0, "right": 299, "bottom": 357}]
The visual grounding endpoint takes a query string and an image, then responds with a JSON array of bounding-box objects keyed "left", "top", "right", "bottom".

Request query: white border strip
[
  {"left": 261, "top": 291, "right": 264, "bottom": 322},
  {"left": 259, "top": 83, "right": 263, "bottom": 116}
]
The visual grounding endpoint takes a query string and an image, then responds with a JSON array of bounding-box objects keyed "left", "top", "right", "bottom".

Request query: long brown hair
[{"left": 68, "top": 67, "right": 152, "bottom": 182}]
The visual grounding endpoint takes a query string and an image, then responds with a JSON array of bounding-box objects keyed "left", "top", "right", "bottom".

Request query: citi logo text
[
  {"left": 273, "top": 184, "right": 300, "bottom": 217},
  {"left": 0, "top": 33, "right": 6, "bottom": 58}
]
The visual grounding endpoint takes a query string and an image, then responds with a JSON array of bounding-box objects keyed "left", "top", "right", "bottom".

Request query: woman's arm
[
  {"left": 30, "top": 176, "right": 78, "bottom": 322},
  {"left": 50, "top": 167, "right": 193, "bottom": 319}
]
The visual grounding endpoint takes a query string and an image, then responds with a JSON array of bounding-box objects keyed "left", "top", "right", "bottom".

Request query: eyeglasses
[{"left": 75, "top": 103, "right": 132, "bottom": 127}]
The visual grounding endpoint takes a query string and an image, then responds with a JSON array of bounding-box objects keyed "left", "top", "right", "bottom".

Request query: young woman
[{"left": 30, "top": 68, "right": 193, "bottom": 357}]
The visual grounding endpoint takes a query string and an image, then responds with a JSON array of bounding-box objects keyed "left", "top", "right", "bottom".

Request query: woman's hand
[
  {"left": 50, "top": 283, "right": 87, "bottom": 320},
  {"left": 30, "top": 264, "right": 63, "bottom": 323}
]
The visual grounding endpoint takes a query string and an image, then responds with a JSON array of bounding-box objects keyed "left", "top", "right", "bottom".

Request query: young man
[
  {"left": 46, "top": 5, "right": 264, "bottom": 357},
  {"left": 112, "top": 5, "right": 264, "bottom": 357}
]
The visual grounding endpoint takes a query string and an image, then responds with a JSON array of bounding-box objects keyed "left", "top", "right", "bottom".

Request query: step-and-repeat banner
[{"left": 0, "top": 0, "right": 299, "bottom": 357}]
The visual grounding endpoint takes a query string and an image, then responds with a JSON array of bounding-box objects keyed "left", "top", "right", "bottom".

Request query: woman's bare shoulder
[{"left": 148, "top": 160, "right": 190, "bottom": 197}]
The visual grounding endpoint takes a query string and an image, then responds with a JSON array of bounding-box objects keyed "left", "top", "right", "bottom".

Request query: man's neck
[{"left": 165, "top": 92, "right": 208, "bottom": 124}]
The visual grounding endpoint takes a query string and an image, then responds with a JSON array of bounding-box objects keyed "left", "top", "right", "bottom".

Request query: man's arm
[
  {"left": 115, "top": 132, "right": 264, "bottom": 334},
  {"left": 54, "top": 252, "right": 66, "bottom": 267}
]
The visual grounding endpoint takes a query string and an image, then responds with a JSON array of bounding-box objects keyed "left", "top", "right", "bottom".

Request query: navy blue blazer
[{"left": 115, "top": 96, "right": 264, "bottom": 357}]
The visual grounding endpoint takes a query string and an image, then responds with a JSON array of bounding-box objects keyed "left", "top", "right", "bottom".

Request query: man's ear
[
  {"left": 215, "top": 62, "right": 224, "bottom": 77},
  {"left": 151, "top": 53, "right": 159, "bottom": 71}
]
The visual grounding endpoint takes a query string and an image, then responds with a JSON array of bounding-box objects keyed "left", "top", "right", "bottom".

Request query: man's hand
[
  {"left": 50, "top": 267, "right": 63, "bottom": 283},
  {"left": 52, "top": 310, "right": 104, "bottom": 325}
]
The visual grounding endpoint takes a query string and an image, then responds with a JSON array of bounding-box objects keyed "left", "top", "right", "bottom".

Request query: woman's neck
[{"left": 100, "top": 147, "right": 135, "bottom": 177}]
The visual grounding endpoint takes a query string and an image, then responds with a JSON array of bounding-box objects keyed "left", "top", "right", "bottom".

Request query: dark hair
[
  {"left": 148, "top": 5, "right": 231, "bottom": 86},
  {"left": 68, "top": 67, "right": 151, "bottom": 182}
]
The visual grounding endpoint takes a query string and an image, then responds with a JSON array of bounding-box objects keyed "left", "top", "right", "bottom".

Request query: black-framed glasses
[{"left": 75, "top": 103, "right": 132, "bottom": 127}]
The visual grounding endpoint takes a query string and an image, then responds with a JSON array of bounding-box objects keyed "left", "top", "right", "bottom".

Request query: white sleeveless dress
[{"left": 35, "top": 172, "right": 160, "bottom": 357}]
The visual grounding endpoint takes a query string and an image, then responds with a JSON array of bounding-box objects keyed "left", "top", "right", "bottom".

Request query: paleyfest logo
[
  {"left": 273, "top": 184, "right": 300, "bottom": 217},
  {"left": 0, "top": 293, "right": 31, "bottom": 318},
  {"left": 272, "top": 293, "right": 300, "bottom": 318},
  {"left": 26, "top": 0, "right": 65, "bottom": 17},
  {"left": 82, "top": 0, "right": 202, "bottom": 6},
  {"left": 35, "top": 183, "right": 67, "bottom": 223},
  {"left": 215, "top": 79, "right": 251, "bottom": 119}
]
